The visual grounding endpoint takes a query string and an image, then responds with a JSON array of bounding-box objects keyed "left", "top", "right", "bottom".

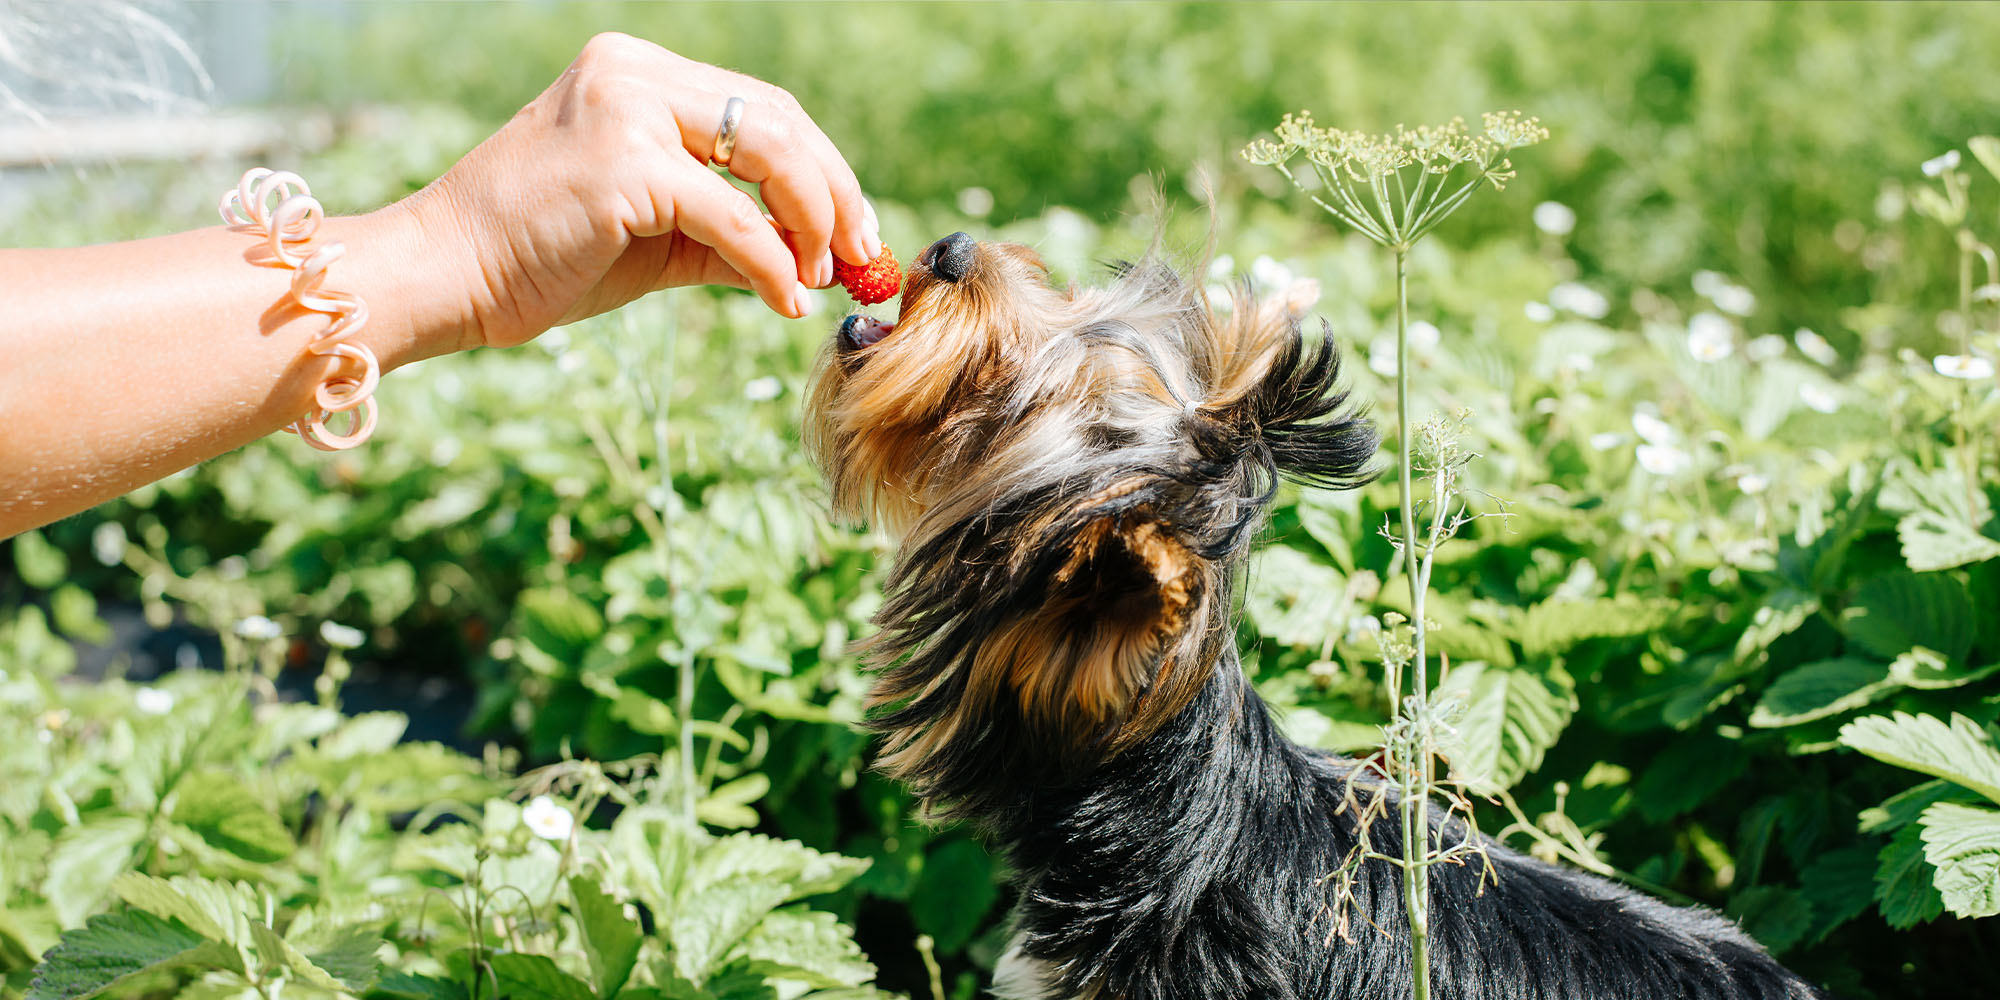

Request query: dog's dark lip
[{"left": 840, "top": 313, "right": 897, "bottom": 351}]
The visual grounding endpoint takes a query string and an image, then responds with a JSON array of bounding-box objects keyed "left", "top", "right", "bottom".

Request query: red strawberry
[{"left": 835, "top": 245, "right": 901, "bottom": 305}]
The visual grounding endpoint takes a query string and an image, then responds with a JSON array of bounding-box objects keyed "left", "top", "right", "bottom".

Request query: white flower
[
  {"left": 1794, "top": 328, "right": 1838, "bottom": 366},
  {"left": 1548, "top": 282, "right": 1609, "bottom": 319},
  {"left": 743, "top": 376, "right": 784, "bottom": 401},
  {"left": 556, "top": 352, "right": 587, "bottom": 374},
  {"left": 1560, "top": 353, "right": 1596, "bottom": 375},
  {"left": 1407, "top": 320, "right": 1441, "bottom": 352},
  {"left": 92, "top": 522, "right": 127, "bottom": 567},
  {"left": 319, "top": 621, "right": 365, "bottom": 650},
  {"left": 523, "top": 796, "right": 575, "bottom": 841},
  {"left": 1687, "top": 312, "right": 1735, "bottom": 362},
  {"left": 1692, "top": 271, "right": 1755, "bottom": 316},
  {"left": 234, "top": 616, "right": 281, "bottom": 641},
  {"left": 955, "top": 185, "right": 994, "bottom": 217},
  {"left": 1746, "top": 334, "right": 1788, "bottom": 362},
  {"left": 1532, "top": 201, "right": 1576, "bottom": 236},
  {"left": 1736, "top": 472, "right": 1771, "bottom": 495},
  {"left": 1589, "top": 431, "right": 1624, "bottom": 451},
  {"left": 1344, "top": 614, "right": 1383, "bottom": 644},
  {"left": 1368, "top": 333, "right": 1399, "bottom": 376},
  {"left": 1923, "top": 149, "right": 1962, "bottom": 177},
  {"left": 1635, "top": 444, "right": 1692, "bottom": 476},
  {"left": 1632, "top": 412, "right": 1677, "bottom": 446},
  {"left": 1207, "top": 254, "right": 1236, "bottom": 280},
  {"left": 1799, "top": 383, "right": 1840, "bottom": 413},
  {"left": 1933, "top": 353, "right": 1996, "bottom": 380},
  {"left": 1523, "top": 301, "right": 1556, "bottom": 323},
  {"left": 1250, "top": 255, "right": 1293, "bottom": 292},
  {"left": 134, "top": 687, "right": 175, "bottom": 715}
]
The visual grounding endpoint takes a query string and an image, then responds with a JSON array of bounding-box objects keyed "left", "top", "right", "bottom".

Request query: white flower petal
[
  {"left": 1799, "top": 383, "right": 1840, "bottom": 413},
  {"left": 1407, "top": 320, "right": 1441, "bottom": 352},
  {"left": 1746, "top": 334, "right": 1787, "bottom": 362},
  {"left": 1549, "top": 282, "right": 1609, "bottom": 320},
  {"left": 1589, "top": 431, "right": 1624, "bottom": 451},
  {"left": 743, "top": 375, "right": 784, "bottom": 401},
  {"left": 319, "top": 621, "right": 365, "bottom": 650},
  {"left": 1532, "top": 201, "right": 1576, "bottom": 236},
  {"left": 1632, "top": 412, "right": 1676, "bottom": 446},
  {"left": 1635, "top": 444, "right": 1692, "bottom": 476},
  {"left": 1523, "top": 301, "right": 1556, "bottom": 323},
  {"left": 1687, "top": 312, "right": 1735, "bottom": 362},
  {"left": 134, "top": 687, "right": 175, "bottom": 715},
  {"left": 1923, "top": 149, "right": 1962, "bottom": 177},
  {"left": 1933, "top": 353, "right": 1996, "bottom": 380},
  {"left": 523, "top": 796, "right": 575, "bottom": 841},
  {"left": 234, "top": 616, "right": 281, "bottom": 641},
  {"left": 1794, "top": 328, "right": 1838, "bottom": 366}
]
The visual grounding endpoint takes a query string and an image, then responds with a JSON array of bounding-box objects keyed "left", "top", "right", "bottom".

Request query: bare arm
[{"left": 0, "top": 33, "right": 879, "bottom": 538}]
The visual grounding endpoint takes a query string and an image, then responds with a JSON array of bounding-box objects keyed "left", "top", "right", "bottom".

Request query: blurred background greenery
[{"left": 6, "top": 3, "right": 2000, "bottom": 999}]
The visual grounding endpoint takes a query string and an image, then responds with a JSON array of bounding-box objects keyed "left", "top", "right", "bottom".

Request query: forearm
[{"left": 0, "top": 193, "right": 472, "bottom": 537}]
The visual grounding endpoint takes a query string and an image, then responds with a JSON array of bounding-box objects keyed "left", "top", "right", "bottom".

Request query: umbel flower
[{"left": 1244, "top": 111, "right": 1549, "bottom": 251}]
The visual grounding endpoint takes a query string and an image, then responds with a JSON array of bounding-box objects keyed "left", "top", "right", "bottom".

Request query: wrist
[{"left": 326, "top": 192, "right": 479, "bottom": 372}]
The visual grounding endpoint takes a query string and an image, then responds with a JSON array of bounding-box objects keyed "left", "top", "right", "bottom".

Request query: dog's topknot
[{"left": 805, "top": 233, "right": 1377, "bottom": 815}]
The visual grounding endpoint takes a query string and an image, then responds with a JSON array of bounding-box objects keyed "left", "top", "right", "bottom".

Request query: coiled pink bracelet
[{"left": 219, "top": 168, "right": 379, "bottom": 450}]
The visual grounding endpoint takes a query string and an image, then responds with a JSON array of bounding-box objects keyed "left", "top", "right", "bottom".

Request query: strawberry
[{"left": 835, "top": 245, "right": 901, "bottom": 305}]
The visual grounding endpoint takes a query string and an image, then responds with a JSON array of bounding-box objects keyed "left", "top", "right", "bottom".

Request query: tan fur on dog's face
[{"left": 806, "top": 232, "right": 1374, "bottom": 801}]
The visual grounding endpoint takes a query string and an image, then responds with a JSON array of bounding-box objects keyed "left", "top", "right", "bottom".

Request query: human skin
[{"left": 0, "top": 33, "right": 880, "bottom": 538}]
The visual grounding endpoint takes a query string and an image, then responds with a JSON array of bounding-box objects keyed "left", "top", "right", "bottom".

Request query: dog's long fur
[{"left": 807, "top": 232, "right": 1830, "bottom": 1000}]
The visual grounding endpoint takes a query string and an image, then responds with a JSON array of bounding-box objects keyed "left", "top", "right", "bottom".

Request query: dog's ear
[{"left": 1201, "top": 294, "right": 1378, "bottom": 491}]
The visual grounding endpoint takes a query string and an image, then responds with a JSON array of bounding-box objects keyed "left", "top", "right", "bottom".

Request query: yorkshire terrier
[{"left": 806, "top": 232, "right": 1829, "bottom": 1000}]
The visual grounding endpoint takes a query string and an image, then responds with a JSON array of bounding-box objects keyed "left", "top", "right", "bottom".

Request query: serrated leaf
[
  {"left": 732, "top": 907, "right": 875, "bottom": 989},
  {"left": 1636, "top": 733, "right": 1748, "bottom": 822},
  {"left": 571, "top": 875, "right": 641, "bottom": 998},
  {"left": 1514, "top": 595, "right": 1675, "bottom": 660},
  {"left": 1725, "top": 886, "right": 1813, "bottom": 955},
  {"left": 368, "top": 970, "right": 467, "bottom": 1000},
  {"left": 906, "top": 839, "right": 998, "bottom": 953},
  {"left": 1858, "top": 780, "right": 1969, "bottom": 835},
  {"left": 1877, "top": 824, "right": 1946, "bottom": 929},
  {"left": 112, "top": 875, "right": 260, "bottom": 949},
  {"left": 517, "top": 588, "right": 607, "bottom": 661},
  {"left": 170, "top": 772, "right": 296, "bottom": 863},
  {"left": 697, "top": 774, "right": 772, "bottom": 830},
  {"left": 248, "top": 922, "right": 349, "bottom": 992},
  {"left": 1842, "top": 571, "right": 1974, "bottom": 664},
  {"left": 1732, "top": 590, "right": 1821, "bottom": 665},
  {"left": 490, "top": 953, "right": 595, "bottom": 1000},
  {"left": 670, "top": 880, "right": 790, "bottom": 983},
  {"left": 1897, "top": 510, "right": 2000, "bottom": 571},
  {"left": 1748, "top": 658, "right": 1896, "bottom": 728},
  {"left": 299, "top": 925, "right": 385, "bottom": 992},
  {"left": 45, "top": 820, "right": 146, "bottom": 928},
  {"left": 1799, "top": 846, "right": 1880, "bottom": 944},
  {"left": 25, "top": 909, "right": 239, "bottom": 1000},
  {"left": 1839, "top": 712, "right": 2000, "bottom": 806},
  {"left": 1888, "top": 647, "right": 2000, "bottom": 691},
  {"left": 692, "top": 833, "right": 871, "bottom": 901},
  {"left": 1436, "top": 662, "right": 1574, "bottom": 794},
  {"left": 1918, "top": 802, "right": 2000, "bottom": 919}
]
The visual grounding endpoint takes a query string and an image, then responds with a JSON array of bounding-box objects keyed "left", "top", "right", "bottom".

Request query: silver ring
[{"left": 711, "top": 96, "right": 746, "bottom": 167}]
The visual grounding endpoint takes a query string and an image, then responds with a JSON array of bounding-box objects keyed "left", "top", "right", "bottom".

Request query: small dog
[{"left": 806, "top": 232, "right": 1828, "bottom": 1000}]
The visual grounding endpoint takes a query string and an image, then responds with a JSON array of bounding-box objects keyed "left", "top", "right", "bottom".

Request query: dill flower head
[{"left": 1244, "top": 110, "right": 1548, "bottom": 250}]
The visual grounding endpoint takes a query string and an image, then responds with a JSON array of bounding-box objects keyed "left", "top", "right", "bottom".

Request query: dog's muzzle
[{"left": 840, "top": 313, "right": 896, "bottom": 351}]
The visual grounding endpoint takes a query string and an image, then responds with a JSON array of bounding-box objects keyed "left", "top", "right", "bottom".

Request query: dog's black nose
[{"left": 921, "top": 232, "right": 976, "bottom": 283}]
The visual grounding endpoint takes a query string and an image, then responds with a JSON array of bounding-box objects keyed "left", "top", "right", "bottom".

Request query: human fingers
[{"left": 665, "top": 160, "right": 810, "bottom": 318}]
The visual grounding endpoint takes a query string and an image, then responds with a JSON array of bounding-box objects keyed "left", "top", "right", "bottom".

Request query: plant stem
[{"left": 1392, "top": 248, "right": 1432, "bottom": 1000}]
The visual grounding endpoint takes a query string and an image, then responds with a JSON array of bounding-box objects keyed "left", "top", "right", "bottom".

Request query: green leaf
[
  {"left": 1897, "top": 510, "right": 2000, "bottom": 571},
  {"left": 1876, "top": 824, "right": 1946, "bottom": 929},
  {"left": 697, "top": 774, "right": 772, "bottom": 830},
  {"left": 670, "top": 880, "right": 790, "bottom": 984},
  {"left": 368, "top": 969, "right": 468, "bottom": 1000},
  {"left": 169, "top": 772, "right": 296, "bottom": 862},
  {"left": 489, "top": 953, "right": 595, "bottom": 1000},
  {"left": 517, "top": 587, "right": 607, "bottom": 661},
  {"left": 1917, "top": 802, "right": 2000, "bottom": 919},
  {"left": 1969, "top": 136, "right": 2000, "bottom": 183},
  {"left": 733, "top": 908, "right": 876, "bottom": 989},
  {"left": 570, "top": 875, "right": 641, "bottom": 998},
  {"left": 1436, "top": 662, "right": 1574, "bottom": 794},
  {"left": 26, "top": 909, "right": 239, "bottom": 1000},
  {"left": 12, "top": 529, "right": 68, "bottom": 589},
  {"left": 907, "top": 839, "right": 998, "bottom": 953},
  {"left": 1839, "top": 712, "right": 2000, "bottom": 806},
  {"left": 49, "top": 585, "right": 110, "bottom": 644},
  {"left": 1859, "top": 780, "right": 1967, "bottom": 835},
  {"left": 1887, "top": 647, "right": 2000, "bottom": 691},
  {"left": 1732, "top": 590, "right": 1821, "bottom": 665},
  {"left": 1513, "top": 595, "right": 1674, "bottom": 660},
  {"left": 1841, "top": 571, "right": 1974, "bottom": 664},
  {"left": 1747, "top": 658, "right": 1896, "bottom": 728},
  {"left": 299, "top": 925, "right": 386, "bottom": 992},
  {"left": 1635, "top": 733, "right": 1748, "bottom": 822},
  {"left": 692, "top": 833, "right": 871, "bottom": 901},
  {"left": 1724, "top": 886, "right": 1813, "bottom": 955},
  {"left": 45, "top": 819, "right": 146, "bottom": 928},
  {"left": 1798, "top": 846, "right": 1880, "bottom": 944},
  {"left": 247, "top": 922, "right": 351, "bottom": 993}
]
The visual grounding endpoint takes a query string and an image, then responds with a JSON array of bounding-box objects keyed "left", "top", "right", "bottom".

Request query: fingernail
[
  {"left": 791, "top": 282, "right": 813, "bottom": 319},
  {"left": 862, "top": 198, "right": 883, "bottom": 259},
  {"left": 817, "top": 252, "right": 834, "bottom": 288}
]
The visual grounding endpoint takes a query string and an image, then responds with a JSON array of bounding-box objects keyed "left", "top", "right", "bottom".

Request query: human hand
[{"left": 411, "top": 32, "right": 881, "bottom": 351}]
